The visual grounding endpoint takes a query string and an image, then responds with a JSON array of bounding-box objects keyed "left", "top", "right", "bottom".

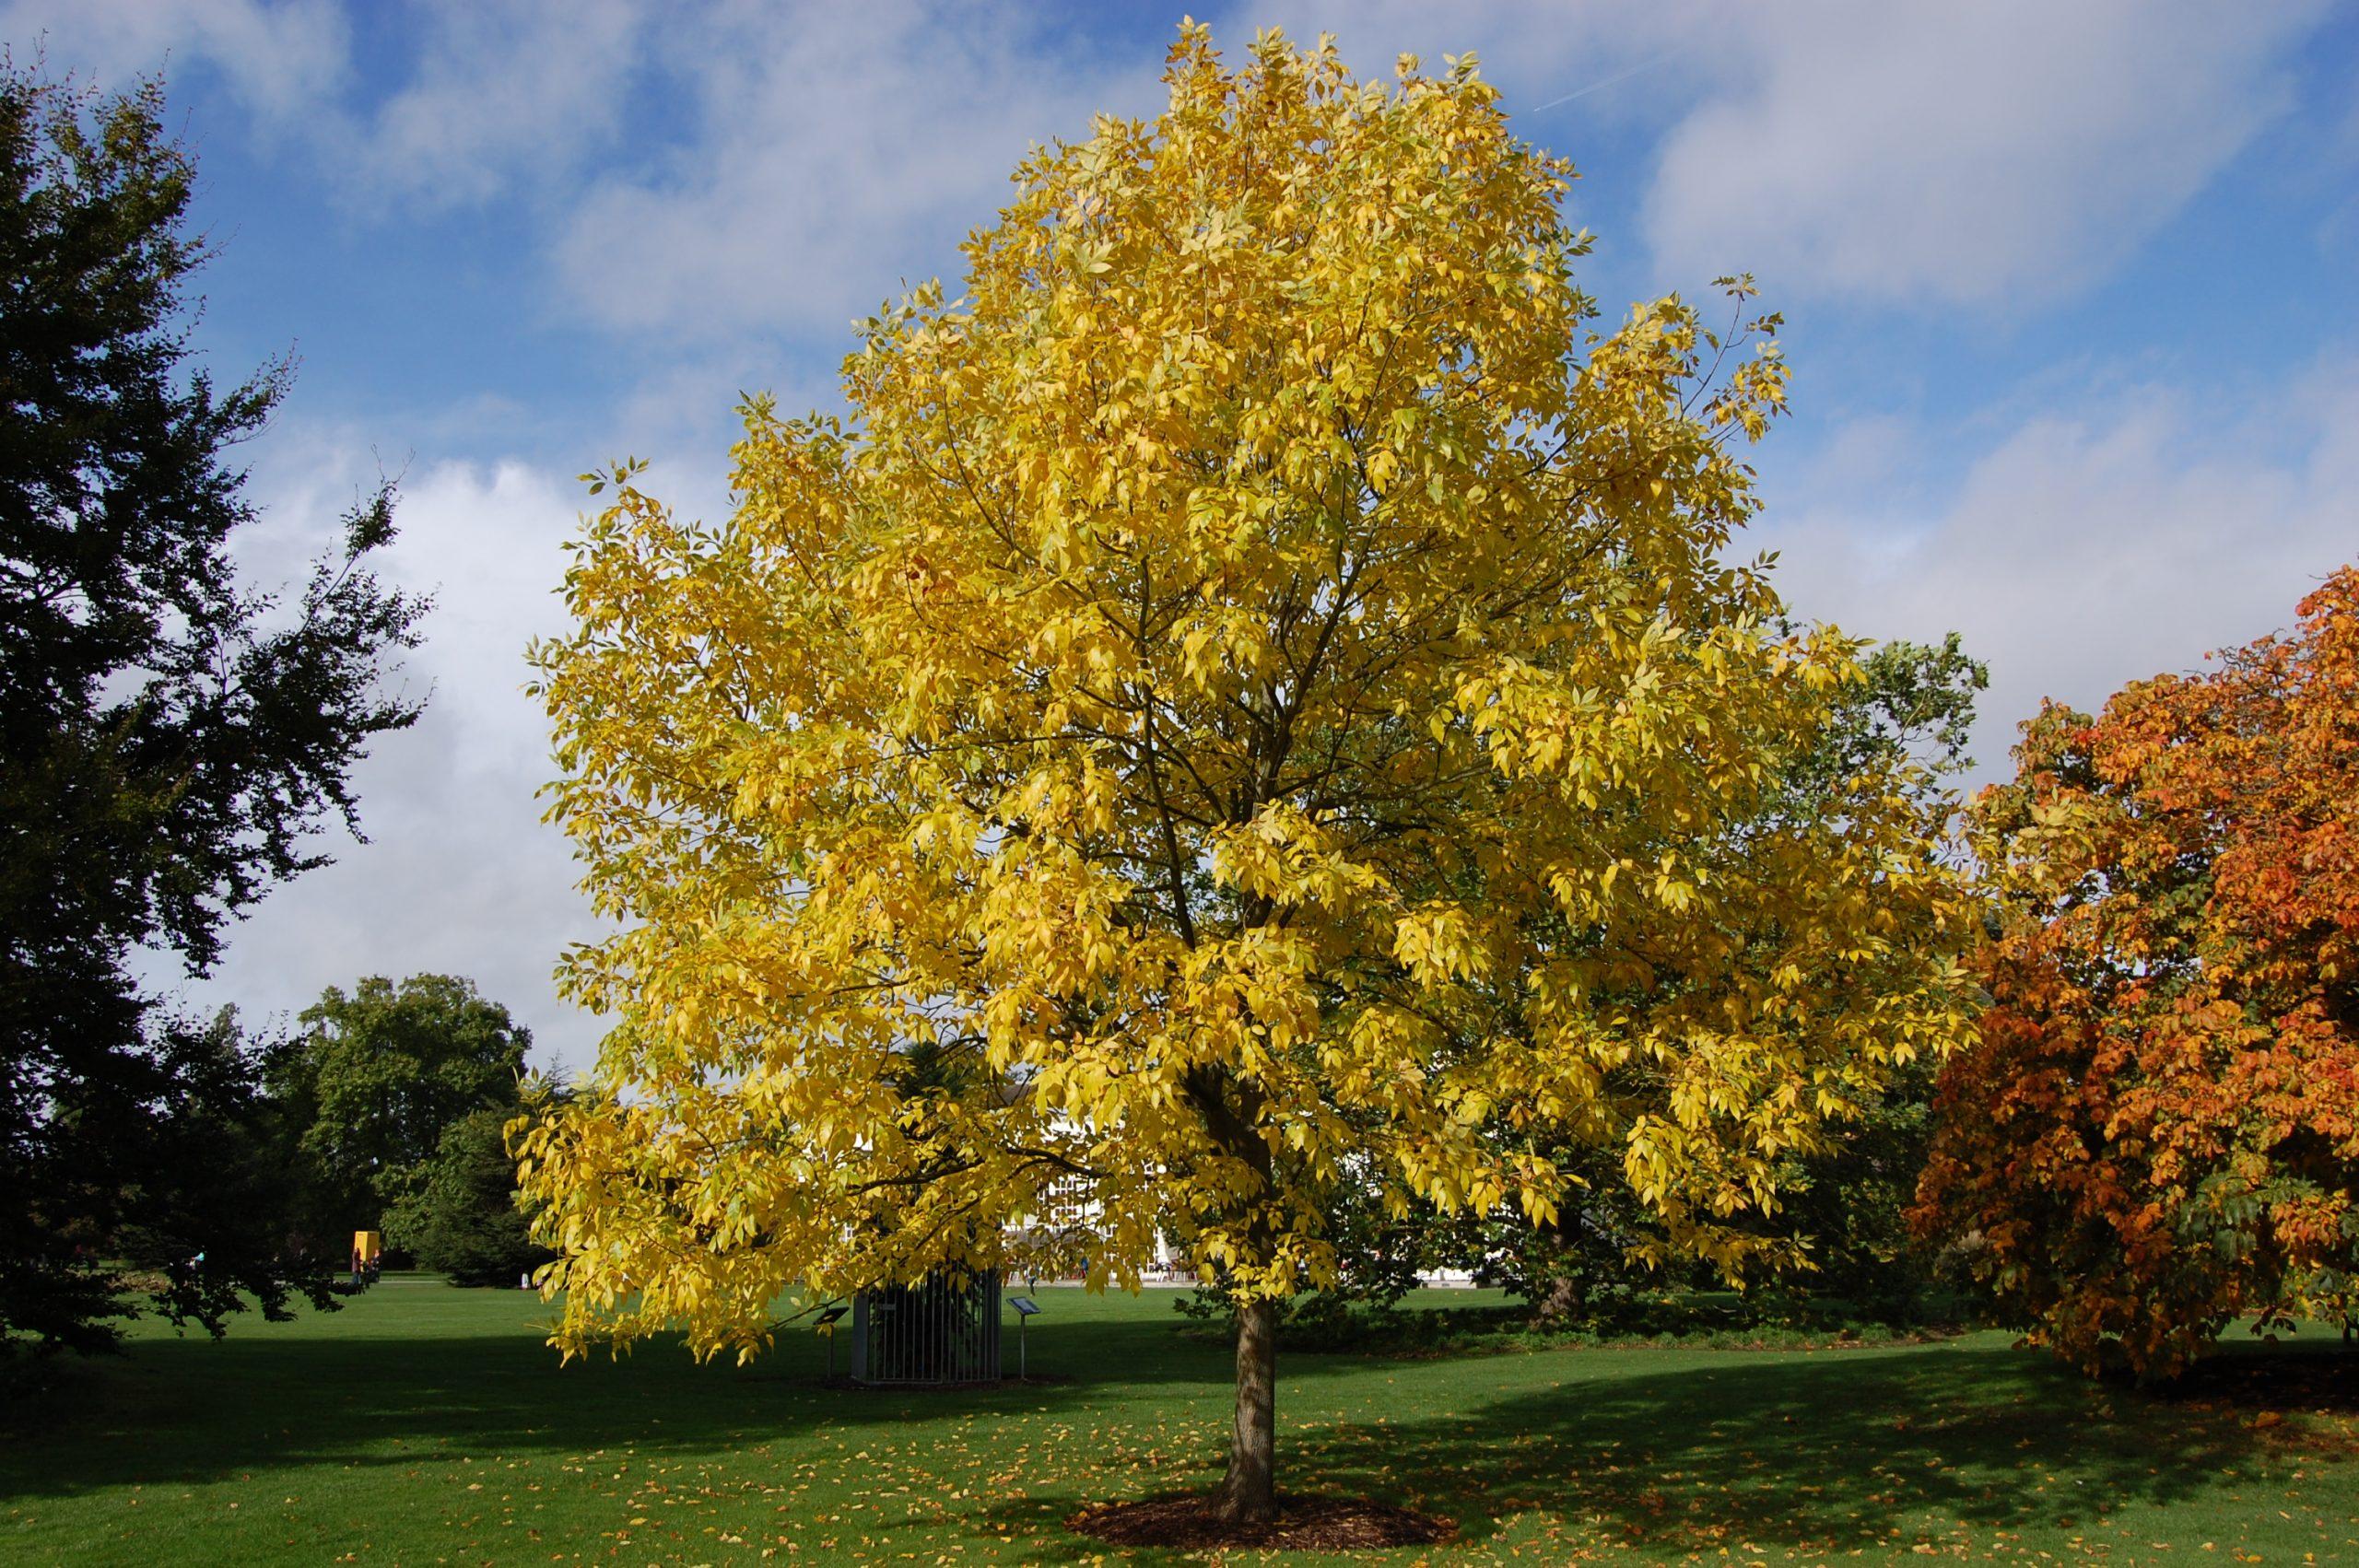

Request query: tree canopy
[
  {"left": 270, "top": 973, "right": 534, "bottom": 1247},
  {"left": 520, "top": 27, "right": 1973, "bottom": 1519},
  {"left": 1916, "top": 567, "right": 2359, "bottom": 1378},
  {"left": 0, "top": 66, "right": 428, "bottom": 1358}
]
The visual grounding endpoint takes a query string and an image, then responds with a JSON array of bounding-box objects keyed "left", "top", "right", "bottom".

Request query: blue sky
[{"left": 11, "top": 0, "right": 2355, "bottom": 1071}]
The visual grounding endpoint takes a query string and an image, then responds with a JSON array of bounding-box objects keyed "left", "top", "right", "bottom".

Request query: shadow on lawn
[
  {"left": 980, "top": 1340, "right": 2322, "bottom": 1562},
  {"left": 10, "top": 1308, "right": 2348, "bottom": 1561},
  {"left": 0, "top": 1315, "right": 1295, "bottom": 1501},
  {"left": 2149, "top": 1340, "right": 2359, "bottom": 1414}
]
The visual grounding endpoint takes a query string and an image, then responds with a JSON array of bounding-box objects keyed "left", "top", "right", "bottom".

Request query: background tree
[
  {"left": 383, "top": 1099, "right": 557, "bottom": 1287},
  {"left": 1723, "top": 634, "right": 1985, "bottom": 1316},
  {"left": 269, "top": 974, "right": 533, "bottom": 1247},
  {"left": 520, "top": 28, "right": 1973, "bottom": 1525},
  {"left": 11, "top": 1005, "right": 312, "bottom": 1357},
  {"left": 1480, "top": 634, "right": 1989, "bottom": 1322},
  {"left": 1174, "top": 1146, "right": 1452, "bottom": 1343},
  {"left": 0, "top": 66, "right": 428, "bottom": 1359},
  {"left": 1915, "top": 568, "right": 2359, "bottom": 1378},
  {"left": 1788, "top": 633, "right": 1985, "bottom": 813}
]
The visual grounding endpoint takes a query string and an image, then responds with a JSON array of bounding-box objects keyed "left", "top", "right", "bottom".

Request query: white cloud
[
  {"left": 347, "top": 0, "right": 646, "bottom": 207},
  {"left": 552, "top": 1, "right": 1160, "bottom": 340},
  {"left": 0, "top": 0, "right": 347, "bottom": 120},
  {"left": 1227, "top": 1, "right": 2335, "bottom": 310},
  {"left": 1242, "top": 0, "right": 1690, "bottom": 101},
  {"left": 4, "top": 0, "right": 643, "bottom": 210},
  {"left": 1640, "top": 0, "right": 2332, "bottom": 306},
  {"left": 1758, "top": 362, "right": 2359, "bottom": 782},
  {"left": 147, "top": 448, "right": 608, "bottom": 1073},
  {"left": 14, "top": 1, "right": 1159, "bottom": 342},
  {"left": 13, "top": 1, "right": 2336, "bottom": 331}
]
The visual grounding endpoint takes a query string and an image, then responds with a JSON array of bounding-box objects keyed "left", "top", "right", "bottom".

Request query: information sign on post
[
  {"left": 1007, "top": 1296, "right": 1041, "bottom": 1380},
  {"left": 814, "top": 1304, "right": 849, "bottom": 1378}
]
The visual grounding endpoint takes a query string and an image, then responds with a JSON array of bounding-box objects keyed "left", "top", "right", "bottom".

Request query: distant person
[{"left": 350, "top": 1246, "right": 364, "bottom": 1289}]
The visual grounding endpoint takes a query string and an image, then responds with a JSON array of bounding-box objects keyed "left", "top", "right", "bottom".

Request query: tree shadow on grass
[
  {"left": 977, "top": 1339, "right": 2342, "bottom": 1562},
  {"left": 1310, "top": 1341, "right": 2327, "bottom": 1557},
  {"left": 0, "top": 1313, "right": 1326, "bottom": 1502},
  {"left": 16, "top": 1305, "right": 2347, "bottom": 1562},
  {"left": 2144, "top": 1338, "right": 2359, "bottom": 1415}
]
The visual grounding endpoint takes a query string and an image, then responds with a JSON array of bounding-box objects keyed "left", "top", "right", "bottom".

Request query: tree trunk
[
  {"left": 1533, "top": 1272, "right": 1587, "bottom": 1323},
  {"left": 1214, "top": 1296, "right": 1279, "bottom": 1523}
]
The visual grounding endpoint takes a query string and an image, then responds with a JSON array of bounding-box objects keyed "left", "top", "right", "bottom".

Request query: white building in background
[{"left": 1010, "top": 1168, "right": 1474, "bottom": 1288}]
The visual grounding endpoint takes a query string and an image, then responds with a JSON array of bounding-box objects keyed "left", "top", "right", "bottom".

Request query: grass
[{"left": 4, "top": 1277, "right": 2355, "bottom": 1565}]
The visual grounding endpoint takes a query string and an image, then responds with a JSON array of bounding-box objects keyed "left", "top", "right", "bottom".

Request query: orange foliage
[{"left": 1915, "top": 568, "right": 2359, "bottom": 1377}]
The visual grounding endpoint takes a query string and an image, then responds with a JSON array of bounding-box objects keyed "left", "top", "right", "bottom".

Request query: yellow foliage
[{"left": 519, "top": 25, "right": 1973, "bottom": 1365}]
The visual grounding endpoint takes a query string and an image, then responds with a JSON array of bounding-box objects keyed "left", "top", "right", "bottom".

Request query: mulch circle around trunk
[{"left": 1069, "top": 1492, "right": 1457, "bottom": 1551}]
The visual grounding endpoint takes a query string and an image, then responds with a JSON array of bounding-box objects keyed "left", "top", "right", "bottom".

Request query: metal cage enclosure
[{"left": 850, "top": 1271, "right": 1003, "bottom": 1384}]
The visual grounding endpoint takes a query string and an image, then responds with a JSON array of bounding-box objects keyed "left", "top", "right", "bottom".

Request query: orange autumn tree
[
  {"left": 520, "top": 26, "right": 1975, "bottom": 1523},
  {"left": 1917, "top": 568, "right": 2359, "bottom": 1377}
]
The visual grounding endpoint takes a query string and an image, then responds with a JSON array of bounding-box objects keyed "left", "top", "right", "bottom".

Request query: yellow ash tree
[{"left": 519, "top": 27, "right": 1973, "bottom": 1522}]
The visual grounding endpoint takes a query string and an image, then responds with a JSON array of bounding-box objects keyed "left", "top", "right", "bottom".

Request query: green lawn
[{"left": 4, "top": 1279, "right": 2353, "bottom": 1565}]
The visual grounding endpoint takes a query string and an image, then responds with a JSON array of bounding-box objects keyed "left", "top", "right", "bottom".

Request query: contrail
[{"left": 1528, "top": 52, "right": 1671, "bottom": 113}]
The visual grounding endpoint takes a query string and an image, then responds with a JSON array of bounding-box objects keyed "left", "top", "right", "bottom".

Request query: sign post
[
  {"left": 1007, "top": 1296, "right": 1041, "bottom": 1381},
  {"left": 814, "top": 1304, "right": 849, "bottom": 1379}
]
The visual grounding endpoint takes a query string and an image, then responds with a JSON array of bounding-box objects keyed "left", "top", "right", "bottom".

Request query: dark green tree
[
  {"left": 0, "top": 67, "right": 428, "bottom": 1359},
  {"left": 109, "top": 1009, "right": 324, "bottom": 1326},
  {"left": 383, "top": 1101, "right": 554, "bottom": 1287},
  {"left": 270, "top": 974, "right": 532, "bottom": 1245},
  {"left": 1789, "top": 632, "right": 1986, "bottom": 813},
  {"left": 1174, "top": 1148, "right": 1447, "bottom": 1344}
]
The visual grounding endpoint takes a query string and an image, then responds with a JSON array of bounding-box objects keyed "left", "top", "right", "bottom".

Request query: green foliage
[
  {"left": 383, "top": 1105, "right": 552, "bottom": 1288},
  {"left": 1799, "top": 632, "right": 1988, "bottom": 802},
  {"left": 5, "top": 1006, "right": 333, "bottom": 1363},
  {"left": 1715, "top": 637, "right": 1983, "bottom": 1309},
  {"left": 1174, "top": 1165, "right": 1447, "bottom": 1336},
  {"left": 1459, "top": 1144, "right": 1668, "bottom": 1315},
  {"left": 268, "top": 974, "right": 533, "bottom": 1245},
  {"left": 0, "top": 65, "right": 428, "bottom": 1359},
  {"left": 1770, "top": 1054, "right": 1949, "bottom": 1316},
  {"left": 1731, "top": 638, "right": 1985, "bottom": 1315},
  {"left": 107, "top": 1011, "right": 334, "bottom": 1328}
]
